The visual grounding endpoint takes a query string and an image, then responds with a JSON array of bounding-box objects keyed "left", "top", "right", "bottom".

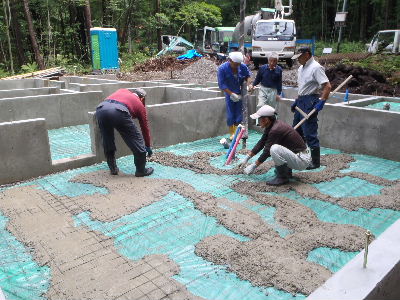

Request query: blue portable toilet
[{"left": 90, "top": 27, "right": 119, "bottom": 70}]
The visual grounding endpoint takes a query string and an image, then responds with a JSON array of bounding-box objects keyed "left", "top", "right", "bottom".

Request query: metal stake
[{"left": 363, "top": 230, "right": 372, "bottom": 268}]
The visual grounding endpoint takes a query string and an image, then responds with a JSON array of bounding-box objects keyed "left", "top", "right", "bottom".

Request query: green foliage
[
  {"left": 21, "top": 62, "right": 39, "bottom": 73},
  {"left": 120, "top": 52, "right": 151, "bottom": 72},
  {"left": 175, "top": 2, "right": 222, "bottom": 33},
  {"left": 314, "top": 41, "right": 367, "bottom": 56},
  {"left": 350, "top": 55, "right": 400, "bottom": 77},
  {"left": 0, "top": 67, "right": 10, "bottom": 79}
]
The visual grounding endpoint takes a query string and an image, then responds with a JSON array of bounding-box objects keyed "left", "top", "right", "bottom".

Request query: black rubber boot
[
  {"left": 106, "top": 153, "right": 119, "bottom": 175},
  {"left": 134, "top": 152, "right": 154, "bottom": 177},
  {"left": 306, "top": 147, "right": 321, "bottom": 170},
  {"left": 266, "top": 164, "right": 290, "bottom": 186}
]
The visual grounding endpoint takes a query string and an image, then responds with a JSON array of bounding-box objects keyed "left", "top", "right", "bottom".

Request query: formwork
[{"left": 0, "top": 78, "right": 399, "bottom": 300}]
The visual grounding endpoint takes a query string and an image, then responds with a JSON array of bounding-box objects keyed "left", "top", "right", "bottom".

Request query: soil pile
[
  {"left": 133, "top": 55, "right": 200, "bottom": 72},
  {"left": 326, "top": 64, "right": 399, "bottom": 96}
]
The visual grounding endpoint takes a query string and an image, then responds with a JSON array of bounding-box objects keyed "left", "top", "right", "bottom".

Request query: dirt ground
[{"left": 117, "top": 55, "right": 398, "bottom": 97}]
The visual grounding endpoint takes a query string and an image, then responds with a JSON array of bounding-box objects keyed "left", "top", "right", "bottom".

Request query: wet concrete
[{"left": 0, "top": 150, "right": 398, "bottom": 298}]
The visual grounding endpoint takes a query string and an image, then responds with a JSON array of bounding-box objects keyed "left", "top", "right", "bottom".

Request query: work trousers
[
  {"left": 270, "top": 144, "right": 311, "bottom": 170},
  {"left": 96, "top": 100, "right": 146, "bottom": 156},
  {"left": 292, "top": 94, "right": 320, "bottom": 148},
  {"left": 257, "top": 85, "right": 278, "bottom": 109},
  {"left": 225, "top": 94, "right": 243, "bottom": 126}
]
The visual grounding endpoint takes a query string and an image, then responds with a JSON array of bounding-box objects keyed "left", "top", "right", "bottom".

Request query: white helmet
[{"left": 229, "top": 51, "right": 244, "bottom": 63}]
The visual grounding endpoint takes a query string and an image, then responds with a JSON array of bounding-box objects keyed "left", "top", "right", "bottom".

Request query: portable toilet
[{"left": 90, "top": 27, "right": 119, "bottom": 70}]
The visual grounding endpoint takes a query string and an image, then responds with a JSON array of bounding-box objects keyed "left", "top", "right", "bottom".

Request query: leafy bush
[
  {"left": 350, "top": 54, "right": 400, "bottom": 77},
  {"left": 21, "top": 62, "right": 39, "bottom": 73},
  {"left": 120, "top": 51, "right": 151, "bottom": 72}
]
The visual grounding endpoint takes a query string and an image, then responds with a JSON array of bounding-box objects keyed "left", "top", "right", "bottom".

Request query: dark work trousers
[
  {"left": 292, "top": 94, "right": 320, "bottom": 148},
  {"left": 96, "top": 100, "right": 146, "bottom": 156},
  {"left": 225, "top": 94, "right": 243, "bottom": 126}
]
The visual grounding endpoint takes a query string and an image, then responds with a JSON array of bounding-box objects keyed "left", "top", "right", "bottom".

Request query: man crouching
[{"left": 238, "top": 105, "right": 312, "bottom": 185}]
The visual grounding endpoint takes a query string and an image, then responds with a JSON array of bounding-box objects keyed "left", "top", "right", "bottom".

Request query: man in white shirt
[{"left": 291, "top": 47, "right": 331, "bottom": 169}]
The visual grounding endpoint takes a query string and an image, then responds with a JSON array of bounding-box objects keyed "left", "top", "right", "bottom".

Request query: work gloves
[
  {"left": 244, "top": 163, "right": 257, "bottom": 175},
  {"left": 145, "top": 146, "right": 153, "bottom": 157},
  {"left": 314, "top": 99, "right": 326, "bottom": 112},
  {"left": 238, "top": 154, "right": 251, "bottom": 168},
  {"left": 230, "top": 93, "right": 241, "bottom": 102},
  {"left": 291, "top": 99, "right": 298, "bottom": 112}
]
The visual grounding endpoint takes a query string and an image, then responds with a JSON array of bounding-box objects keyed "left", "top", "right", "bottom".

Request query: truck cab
[
  {"left": 252, "top": 19, "right": 296, "bottom": 68},
  {"left": 367, "top": 30, "right": 400, "bottom": 54}
]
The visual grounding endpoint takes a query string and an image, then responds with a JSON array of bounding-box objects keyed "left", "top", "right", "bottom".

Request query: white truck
[
  {"left": 231, "top": 0, "right": 296, "bottom": 68},
  {"left": 366, "top": 29, "right": 400, "bottom": 54}
]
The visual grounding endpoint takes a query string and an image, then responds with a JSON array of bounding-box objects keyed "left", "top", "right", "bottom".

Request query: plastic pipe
[
  {"left": 226, "top": 128, "right": 245, "bottom": 165},
  {"left": 226, "top": 126, "right": 242, "bottom": 158}
]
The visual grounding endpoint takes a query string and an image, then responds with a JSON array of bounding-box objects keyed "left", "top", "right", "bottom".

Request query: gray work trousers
[
  {"left": 96, "top": 100, "right": 146, "bottom": 156},
  {"left": 270, "top": 144, "right": 311, "bottom": 170}
]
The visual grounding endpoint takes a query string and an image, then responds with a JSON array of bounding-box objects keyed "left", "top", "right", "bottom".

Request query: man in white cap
[
  {"left": 217, "top": 51, "right": 252, "bottom": 139},
  {"left": 248, "top": 52, "right": 282, "bottom": 110},
  {"left": 238, "top": 105, "right": 311, "bottom": 185},
  {"left": 96, "top": 88, "right": 154, "bottom": 177}
]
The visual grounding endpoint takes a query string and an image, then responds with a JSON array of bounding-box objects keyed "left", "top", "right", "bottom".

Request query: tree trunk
[
  {"left": 10, "top": 0, "right": 25, "bottom": 66},
  {"left": 83, "top": 0, "right": 92, "bottom": 61},
  {"left": 3, "top": 0, "right": 14, "bottom": 74},
  {"left": 22, "top": 0, "right": 44, "bottom": 69},
  {"left": 156, "top": 0, "right": 162, "bottom": 51}
]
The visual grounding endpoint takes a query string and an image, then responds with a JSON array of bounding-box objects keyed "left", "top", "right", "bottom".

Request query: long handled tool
[
  {"left": 294, "top": 75, "right": 353, "bottom": 130},
  {"left": 226, "top": 125, "right": 245, "bottom": 165}
]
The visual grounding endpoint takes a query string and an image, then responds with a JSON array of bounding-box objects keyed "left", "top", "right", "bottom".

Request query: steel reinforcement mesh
[{"left": 1, "top": 129, "right": 400, "bottom": 300}]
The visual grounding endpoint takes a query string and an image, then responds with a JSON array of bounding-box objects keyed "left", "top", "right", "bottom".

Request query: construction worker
[
  {"left": 96, "top": 88, "right": 154, "bottom": 177},
  {"left": 248, "top": 52, "right": 282, "bottom": 110},
  {"left": 217, "top": 51, "right": 252, "bottom": 140},
  {"left": 238, "top": 105, "right": 311, "bottom": 186},
  {"left": 291, "top": 47, "right": 331, "bottom": 169}
]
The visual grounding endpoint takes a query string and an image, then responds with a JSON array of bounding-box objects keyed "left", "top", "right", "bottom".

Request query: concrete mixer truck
[{"left": 231, "top": 0, "right": 296, "bottom": 68}]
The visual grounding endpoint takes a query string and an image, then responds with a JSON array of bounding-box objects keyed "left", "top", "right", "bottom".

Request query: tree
[{"left": 22, "top": 0, "right": 44, "bottom": 69}]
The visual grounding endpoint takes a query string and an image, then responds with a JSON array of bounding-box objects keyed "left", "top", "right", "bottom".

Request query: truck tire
[
  {"left": 286, "top": 58, "right": 293, "bottom": 69},
  {"left": 253, "top": 58, "right": 260, "bottom": 69}
]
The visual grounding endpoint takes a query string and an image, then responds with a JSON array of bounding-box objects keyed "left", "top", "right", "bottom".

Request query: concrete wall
[
  {"left": 307, "top": 219, "right": 400, "bottom": 300},
  {"left": 275, "top": 98, "right": 400, "bottom": 161},
  {"left": 0, "top": 119, "right": 52, "bottom": 185},
  {"left": 0, "top": 87, "right": 60, "bottom": 99},
  {"left": 0, "top": 91, "right": 102, "bottom": 129},
  {"left": 0, "top": 78, "right": 48, "bottom": 89}
]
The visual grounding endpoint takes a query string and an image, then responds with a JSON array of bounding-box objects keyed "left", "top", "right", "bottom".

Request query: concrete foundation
[
  {"left": 307, "top": 219, "right": 400, "bottom": 300},
  {"left": 0, "top": 77, "right": 400, "bottom": 300}
]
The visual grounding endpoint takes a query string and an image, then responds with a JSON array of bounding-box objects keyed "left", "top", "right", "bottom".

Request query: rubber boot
[
  {"left": 275, "top": 166, "right": 293, "bottom": 178},
  {"left": 106, "top": 153, "right": 119, "bottom": 175},
  {"left": 266, "top": 164, "right": 290, "bottom": 186},
  {"left": 306, "top": 147, "right": 320, "bottom": 170},
  {"left": 134, "top": 152, "right": 154, "bottom": 177},
  {"left": 229, "top": 125, "right": 237, "bottom": 140}
]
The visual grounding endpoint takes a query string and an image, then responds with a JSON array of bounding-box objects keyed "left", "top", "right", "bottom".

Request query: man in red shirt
[{"left": 96, "top": 88, "right": 153, "bottom": 176}]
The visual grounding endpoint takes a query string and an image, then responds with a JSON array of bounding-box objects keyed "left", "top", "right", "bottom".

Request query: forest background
[{"left": 0, "top": 0, "right": 399, "bottom": 76}]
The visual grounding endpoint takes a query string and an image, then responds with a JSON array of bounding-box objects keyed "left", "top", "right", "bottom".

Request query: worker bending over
[
  {"left": 238, "top": 105, "right": 311, "bottom": 186},
  {"left": 96, "top": 88, "right": 153, "bottom": 177},
  {"left": 217, "top": 51, "right": 252, "bottom": 139},
  {"left": 291, "top": 47, "right": 331, "bottom": 169},
  {"left": 248, "top": 52, "right": 282, "bottom": 110}
]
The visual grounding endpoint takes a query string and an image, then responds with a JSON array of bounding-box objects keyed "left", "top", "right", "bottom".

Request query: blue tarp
[{"left": 177, "top": 49, "right": 203, "bottom": 60}]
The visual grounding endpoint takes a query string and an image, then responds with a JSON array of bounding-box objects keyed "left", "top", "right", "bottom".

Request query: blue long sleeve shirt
[
  {"left": 218, "top": 62, "right": 251, "bottom": 94},
  {"left": 252, "top": 64, "right": 282, "bottom": 94}
]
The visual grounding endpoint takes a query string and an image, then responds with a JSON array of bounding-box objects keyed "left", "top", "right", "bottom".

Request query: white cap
[
  {"left": 268, "top": 51, "right": 279, "bottom": 60},
  {"left": 229, "top": 52, "right": 244, "bottom": 63},
  {"left": 250, "top": 105, "right": 276, "bottom": 119}
]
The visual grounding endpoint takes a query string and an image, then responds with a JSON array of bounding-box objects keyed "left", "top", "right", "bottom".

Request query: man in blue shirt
[
  {"left": 218, "top": 52, "right": 252, "bottom": 139},
  {"left": 249, "top": 52, "right": 282, "bottom": 110}
]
